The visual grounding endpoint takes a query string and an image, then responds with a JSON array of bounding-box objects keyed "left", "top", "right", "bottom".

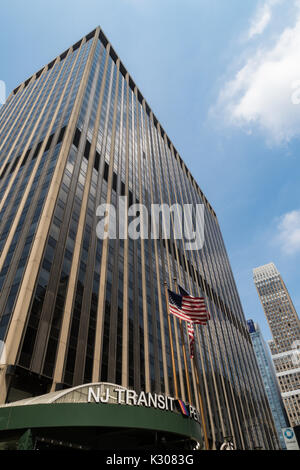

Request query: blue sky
[{"left": 1, "top": 0, "right": 300, "bottom": 341}]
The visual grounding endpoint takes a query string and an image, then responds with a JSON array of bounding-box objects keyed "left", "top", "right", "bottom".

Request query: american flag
[
  {"left": 179, "top": 284, "right": 210, "bottom": 324},
  {"left": 167, "top": 285, "right": 209, "bottom": 359},
  {"left": 167, "top": 287, "right": 210, "bottom": 325},
  {"left": 167, "top": 289, "right": 193, "bottom": 322}
]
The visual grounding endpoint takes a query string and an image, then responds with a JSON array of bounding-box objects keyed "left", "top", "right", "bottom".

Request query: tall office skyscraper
[
  {"left": 0, "top": 27, "right": 278, "bottom": 449},
  {"left": 253, "top": 263, "right": 300, "bottom": 427},
  {"left": 247, "top": 320, "right": 289, "bottom": 449}
]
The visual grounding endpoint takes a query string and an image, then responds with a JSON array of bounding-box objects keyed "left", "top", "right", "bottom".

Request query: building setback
[
  {"left": 0, "top": 27, "right": 278, "bottom": 449},
  {"left": 247, "top": 320, "right": 289, "bottom": 449},
  {"left": 253, "top": 263, "right": 300, "bottom": 427}
]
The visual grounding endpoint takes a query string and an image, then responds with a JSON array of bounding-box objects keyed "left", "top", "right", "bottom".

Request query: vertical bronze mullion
[
  {"left": 131, "top": 90, "right": 141, "bottom": 393},
  {"left": 141, "top": 100, "right": 170, "bottom": 397},
  {"left": 163, "top": 144, "right": 200, "bottom": 408},
  {"left": 163, "top": 281, "right": 178, "bottom": 397},
  {"left": 107, "top": 72, "right": 125, "bottom": 385},
  {"left": 149, "top": 116, "right": 186, "bottom": 401},
  {"left": 92, "top": 54, "right": 120, "bottom": 383},
  {"left": 72, "top": 48, "right": 112, "bottom": 386},
  {"left": 55, "top": 41, "right": 111, "bottom": 386},
  {"left": 57, "top": 51, "right": 108, "bottom": 383},
  {"left": 172, "top": 278, "right": 192, "bottom": 403},
  {"left": 156, "top": 129, "right": 193, "bottom": 404},
  {"left": 121, "top": 73, "right": 130, "bottom": 387},
  {"left": 50, "top": 40, "right": 109, "bottom": 385},
  {"left": 134, "top": 89, "right": 151, "bottom": 392}
]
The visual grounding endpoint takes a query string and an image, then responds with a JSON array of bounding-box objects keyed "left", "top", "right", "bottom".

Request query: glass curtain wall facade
[
  {"left": 253, "top": 263, "right": 300, "bottom": 427},
  {"left": 0, "top": 27, "right": 278, "bottom": 449},
  {"left": 247, "top": 320, "right": 289, "bottom": 449}
]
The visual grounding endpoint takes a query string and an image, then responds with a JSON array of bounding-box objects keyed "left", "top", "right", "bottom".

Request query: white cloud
[
  {"left": 248, "top": 0, "right": 279, "bottom": 39},
  {"left": 215, "top": 1, "right": 300, "bottom": 144},
  {"left": 276, "top": 210, "right": 300, "bottom": 254}
]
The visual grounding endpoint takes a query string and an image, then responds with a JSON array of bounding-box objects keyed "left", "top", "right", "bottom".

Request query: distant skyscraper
[
  {"left": 247, "top": 319, "right": 289, "bottom": 449},
  {"left": 0, "top": 27, "right": 278, "bottom": 450},
  {"left": 253, "top": 263, "right": 300, "bottom": 427}
]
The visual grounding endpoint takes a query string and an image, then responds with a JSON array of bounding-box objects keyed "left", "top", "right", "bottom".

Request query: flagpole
[
  {"left": 164, "top": 281, "right": 178, "bottom": 398},
  {"left": 166, "top": 280, "right": 210, "bottom": 450},
  {"left": 192, "top": 342, "right": 210, "bottom": 450},
  {"left": 175, "top": 280, "right": 210, "bottom": 451},
  {"left": 173, "top": 278, "right": 192, "bottom": 405}
]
